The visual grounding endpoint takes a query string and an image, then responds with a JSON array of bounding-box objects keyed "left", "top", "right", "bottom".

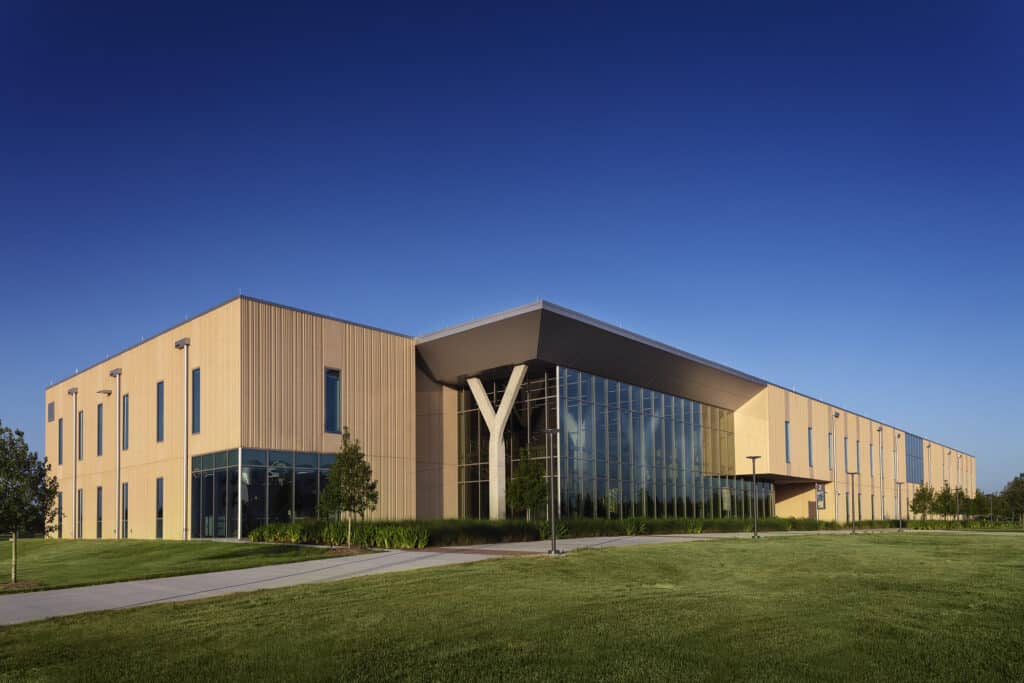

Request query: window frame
[
  {"left": 96, "top": 485, "right": 103, "bottom": 538},
  {"left": 122, "top": 394, "right": 130, "bottom": 450},
  {"left": 97, "top": 403, "right": 103, "bottom": 456},
  {"left": 324, "top": 368, "right": 341, "bottom": 434},
  {"left": 807, "top": 427, "right": 813, "bottom": 468},
  {"left": 156, "top": 381, "right": 165, "bottom": 442},
  {"left": 155, "top": 477, "right": 164, "bottom": 539},
  {"left": 784, "top": 420, "right": 790, "bottom": 464},
  {"left": 122, "top": 482, "right": 129, "bottom": 537},
  {"left": 191, "top": 368, "right": 201, "bottom": 434}
]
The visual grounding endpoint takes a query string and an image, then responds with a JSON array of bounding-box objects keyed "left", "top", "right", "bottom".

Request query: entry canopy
[{"left": 415, "top": 301, "right": 767, "bottom": 411}]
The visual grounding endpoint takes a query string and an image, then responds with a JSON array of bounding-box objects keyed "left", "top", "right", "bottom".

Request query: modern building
[{"left": 44, "top": 296, "right": 976, "bottom": 540}]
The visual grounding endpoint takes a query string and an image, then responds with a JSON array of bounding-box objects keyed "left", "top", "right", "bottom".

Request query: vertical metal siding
[{"left": 241, "top": 300, "right": 416, "bottom": 519}]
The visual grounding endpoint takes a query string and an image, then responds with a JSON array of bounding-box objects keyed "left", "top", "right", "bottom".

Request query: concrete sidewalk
[
  {"left": 454, "top": 528, "right": 895, "bottom": 554},
  {"left": 0, "top": 549, "right": 490, "bottom": 627},
  {"left": 0, "top": 527, "right": 914, "bottom": 627}
]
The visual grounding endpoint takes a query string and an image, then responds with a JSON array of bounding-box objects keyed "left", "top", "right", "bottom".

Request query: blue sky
[{"left": 1, "top": 3, "right": 1021, "bottom": 491}]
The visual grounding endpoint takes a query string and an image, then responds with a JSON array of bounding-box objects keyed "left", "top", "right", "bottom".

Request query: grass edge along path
[
  {"left": 0, "top": 538, "right": 335, "bottom": 594},
  {"left": 2, "top": 534, "right": 1022, "bottom": 682}
]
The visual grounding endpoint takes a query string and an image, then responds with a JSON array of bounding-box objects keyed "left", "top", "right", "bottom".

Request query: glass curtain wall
[
  {"left": 456, "top": 366, "right": 774, "bottom": 520},
  {"left": 558, "top": 367, "right": 772, "bottom": 520},
  {"left": 192, "top": 449, "right": 338, "bottom": 537},
  {"left": 457, "top": 370, "right": 558, "bottom": 519},
  {"left": 191, "top": 450, "right": 239, "bottom": 539},
  {"left": 905, "top": 433, "right": 924, "bottom": 484}
]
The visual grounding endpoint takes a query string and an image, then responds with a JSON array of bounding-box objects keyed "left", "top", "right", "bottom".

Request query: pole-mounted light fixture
[
  {"left": 109, "top": 368, "right": 122, "bottom": 538},
  {"left": 543, "top": 427, "right": 561, "bottom": 556},
  {"left": 174, "top": 339, "right": 190, "bottom": 541},
  {"left": 67, "top": 388, "right": 78, "bottom": 539},
  {"left": 746, "top": 455, "right": 762, "bottom": 539}
]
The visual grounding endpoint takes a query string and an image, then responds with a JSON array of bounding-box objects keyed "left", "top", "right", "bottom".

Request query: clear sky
[{"left": 1, "top": 3, "right": 1021, "bottom": 491}]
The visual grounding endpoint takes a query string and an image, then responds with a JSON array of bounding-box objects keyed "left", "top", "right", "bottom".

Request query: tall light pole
[
  {"left": 877, "top": 426, "right": 884, "bottom": 519},
  {"left": 954, "top": 451, "right": 961, "bottom": 522},
  {"left": 97, "top": 387, "right": 113, "bottom": 537},
  {"left": 109, "top": 368, "right": 122, "bottom": 538},
  {"left": 830, "top": 411, "right": 840, "bottom": 522},
  {"left": 68, "top": 387, "right": 78, "bottom": 539},
  {"left": 747, "top": 456, "right": 761, "bottom": 539},
  {"left": 846, "top": 466, "right": 859, "bottom": 534},
  {"left": 895, "top": 433, "right": 903, "bottom": 532},
  {"left": 543, "top": 427, "right": 561, "bottom": 555},
  {"left": 926, "top": 443, "right": 931, "bottom": 487},
  {"left": 175, "top": 338, "right": 191, "bottom": 541}
]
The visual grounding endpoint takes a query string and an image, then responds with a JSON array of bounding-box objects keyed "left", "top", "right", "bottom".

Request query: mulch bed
[{"left": 1, "top": 580, "right": 42, "bottom": 592}]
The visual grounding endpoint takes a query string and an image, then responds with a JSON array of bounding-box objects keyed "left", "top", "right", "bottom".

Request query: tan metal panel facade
[
  {"left": 44, "top": 296, "right": 978, "bottom": 536},
  {"left": 737, "top": 384, "right": 977, "bottom": 522},
  {"left": 240, "top": 299, "right": 417, "bottom": 520},
  {"left": 44, "top": 299, "right": 242, "bottom": 540},
  {"left": 415, "top": 368, "right": 458, "bottom": 518}
]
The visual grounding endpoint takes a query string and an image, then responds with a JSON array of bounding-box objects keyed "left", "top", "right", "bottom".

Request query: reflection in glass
[
  {"left": 241, "top": 466, "right": 267, "bottom": 534},
  {"left": 456, "top": 366, "right": 775, "bottom": 521},
  {"left": 268, "top": 464, "right": 292, "bottom": 523}
]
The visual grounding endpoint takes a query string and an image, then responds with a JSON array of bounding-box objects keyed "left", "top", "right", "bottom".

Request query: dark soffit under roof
[{"left": 415, "top": 301, "right": 768, "bottom": 411}]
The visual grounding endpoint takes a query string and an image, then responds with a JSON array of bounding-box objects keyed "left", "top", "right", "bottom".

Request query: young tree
[
  {"left": 317, "top": 428, "right": 378, "bottom": 547},
  {"left": 1001, "top": 473, "right": 1024, "bottom": 520},
  {"left": 932, "top": 484, "right": 954, "bottom": 520},
  {"left": 1, "top": 420, "right": 59, "bottom": 536},
  {"left": 909, "top": 484, "right": 935, "bottom": 520},
  {"left": 506, "top": 448, "right": 548, "bottom": 521}
]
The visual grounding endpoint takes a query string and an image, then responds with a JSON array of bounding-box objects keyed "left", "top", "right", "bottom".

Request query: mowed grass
[
  {"left": 0, "top": 538, "right": 331, "bottom": 592},
  {"left": 2, "top": 534, "right": 1023, "bottom": 681}
]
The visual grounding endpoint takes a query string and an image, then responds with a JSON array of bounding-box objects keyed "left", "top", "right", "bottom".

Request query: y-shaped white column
[{"left": 467, "top": 365, "right": 528, "bottom": 520}]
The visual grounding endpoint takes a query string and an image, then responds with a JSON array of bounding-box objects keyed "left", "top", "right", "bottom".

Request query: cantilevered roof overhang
[{"left": 415, "top": 301, "right": 768, "bottom": 410}]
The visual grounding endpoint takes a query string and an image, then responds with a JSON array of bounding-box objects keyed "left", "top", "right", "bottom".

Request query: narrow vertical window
[
  {"left": 48, "top": 401, "right": 55, "bottom": 422},
  {"left": 57, "top": 492, "right": 63, "bottom": 538},
  {"left": 843, "top": 437, "right": 848, "bottom": 471},
  {"left": 78, "top": 410, "right": 84, "bottom": 461},
  {"left": 122, "top": 394, "right": 130, "bottom": 450},
  {"left": 122, "top": 482, "right": 129, "bottom": 537},
  {"left": 869, "top": 443, "right": 873, "bottom": 476},
  {"left": 325, "top": 368, "right": 341, "bottom": 433},
  {"left": 191, "top": 368, "right": 200, "bottom": 434},
  {"left": 156, "top": 477, "right": 164, "bottom": 539},
  {"left": 58, "top": 418, "right": 63, "bottom": 465},
  {"left": 97, "top": 403, "right": 103, "bottom": 456},
  {"left": 96, "top": 486, "right": 103, "bottom": 538},
  {"left": 77, "top": 488, "right": 83, "bottom": 539},
  {"left": 808, "top": 427, "right": 813, "bottom": 468},
  {"left": 827, "top": 431, "right": 833, "bottom": 471},
  {"left": 784, "top": 420, "right": 790, "bottom": 464},
  {"left": 856, "top": 440, "right": 861, "bottom": 472},
  {"left": 156, "top": 381, "right": 165, "bottom": 442}
]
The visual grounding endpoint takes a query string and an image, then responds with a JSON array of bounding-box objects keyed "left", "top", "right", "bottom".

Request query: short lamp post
[
  {"left": 544, "top": 427, "right": 562, "bottom": 556},
  {"left": 747, "top": 456, "right": 761, "bottom": 540}
]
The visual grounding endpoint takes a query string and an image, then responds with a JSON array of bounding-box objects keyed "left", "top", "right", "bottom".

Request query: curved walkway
[
  {"left": 0, "top": 549, "right": 488, "bottom": 626},
  {"left": 3, "top": 527, "right": 984, "bottom": 627}
]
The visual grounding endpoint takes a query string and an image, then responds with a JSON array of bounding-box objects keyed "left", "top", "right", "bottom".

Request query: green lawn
[
  {"left": 0, "top": 539, "right": 332, "bottom": 592},
  {"left": 2, "top": 534, "right": 1022, "bottom": 681}
]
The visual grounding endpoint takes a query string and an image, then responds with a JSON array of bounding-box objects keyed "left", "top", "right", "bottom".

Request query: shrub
[
  {"left": 538, "top": 521, "right": 569, "bottom": 540},
  {"left": 623, "top": 517, "right": 648, "bottom": 536},
  {"left": 247, "top": 513, "right": 878, "bottom": 548},
  {"left": 420, "top": 519, "right": 542, "bottom": 546}
]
